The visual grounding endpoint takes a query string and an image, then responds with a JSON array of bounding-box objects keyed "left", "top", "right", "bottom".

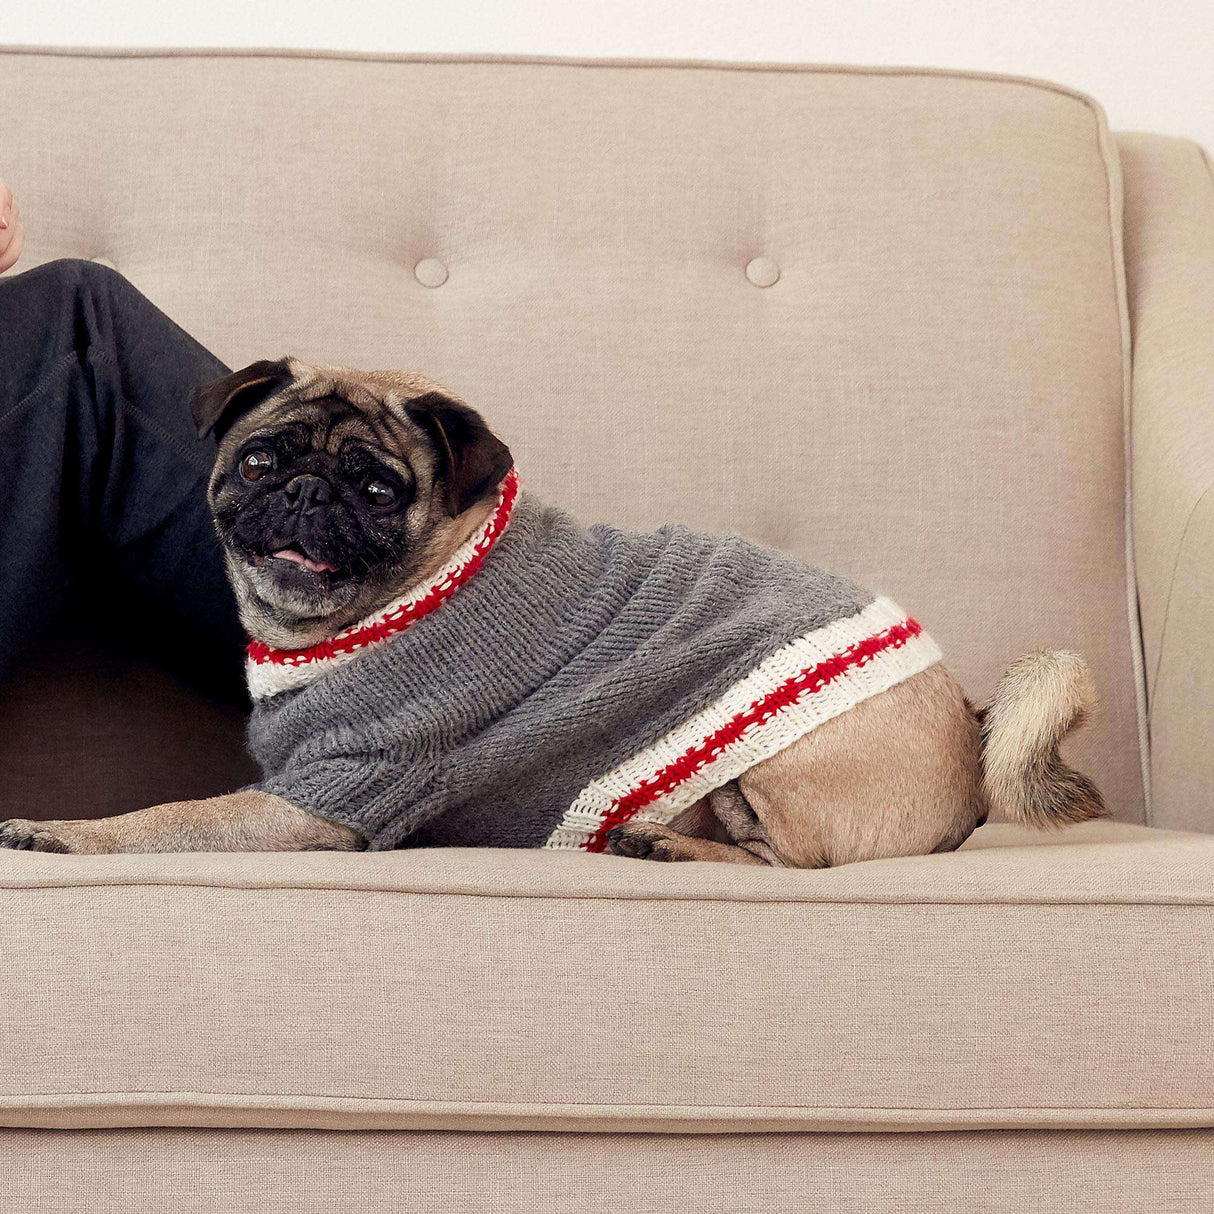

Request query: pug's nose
[{"left": 284, "top": 474, "right": 333, "bottom": 511}]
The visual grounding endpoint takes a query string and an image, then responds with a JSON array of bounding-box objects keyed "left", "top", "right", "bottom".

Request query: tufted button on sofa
[
  {"left": 414, "top": 256, "right": 449, "bottom": 287},
  {"left": 1, "top": 47, "right": 1212, "bottom": 1212}
]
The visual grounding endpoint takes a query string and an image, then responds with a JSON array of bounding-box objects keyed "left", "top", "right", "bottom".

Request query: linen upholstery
[
  {"left": 3, "top": 1127, "right": 1213, "bottom": 1214},
  {"left": 1, "top": 821, "right": 1210, "bottom": 1135},
  {"left": 0, "top": 48, "right": 1145, "bottom": 821},
  {"left": 1118, "top": 133, "right": 1214, "bottom": 833}
]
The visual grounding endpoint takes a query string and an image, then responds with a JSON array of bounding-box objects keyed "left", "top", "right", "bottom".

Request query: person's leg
[{"left": 0, "top": 258, "right": 246, "bottom": 702}]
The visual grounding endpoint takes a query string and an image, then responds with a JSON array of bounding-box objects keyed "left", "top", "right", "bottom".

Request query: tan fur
[
  {"left": 735, "top": 664, "right": 985, "bottom": 867},
  {"left": 0, "top": 790, "right": 364, "bottom": 854},
  {"left": 978, "top": 650, "right": 1107, "bottom": 828},
  {"left": 609, "top": 666, "right": 985, "bottom": 866}
]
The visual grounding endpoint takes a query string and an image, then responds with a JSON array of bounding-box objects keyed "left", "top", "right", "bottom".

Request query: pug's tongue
[{"left": 273, "top": 548, "right": 336, "bottom": 574}]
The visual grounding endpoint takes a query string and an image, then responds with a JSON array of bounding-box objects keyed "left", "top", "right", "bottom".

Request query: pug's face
[{"left": 191, "top": 357, "right": 512, "bottom": 648}]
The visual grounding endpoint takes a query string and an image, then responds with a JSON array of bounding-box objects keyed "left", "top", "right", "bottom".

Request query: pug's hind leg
[
  {"left": 605, "top": 818, "right": 768, "bottom": 864},
  {"left": 605, "top": 789, "right": 777, "bottom": 865},
  {"left": 703, "top": 781, "right": 787, "bottom": 867}
]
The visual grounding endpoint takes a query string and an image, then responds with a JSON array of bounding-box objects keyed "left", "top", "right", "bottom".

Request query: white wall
[{"left": 8, "top": 0, "right": 1213, "bottom": 151}]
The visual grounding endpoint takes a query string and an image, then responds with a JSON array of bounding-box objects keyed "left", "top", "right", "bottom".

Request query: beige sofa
[{"left": 1, "top": 47, "right": 1212, "bottom": 1211}]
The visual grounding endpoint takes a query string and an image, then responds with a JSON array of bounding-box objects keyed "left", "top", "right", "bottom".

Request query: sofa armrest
[{"left": 1118, "top": 133, "right": 1214, "bottom": 831}]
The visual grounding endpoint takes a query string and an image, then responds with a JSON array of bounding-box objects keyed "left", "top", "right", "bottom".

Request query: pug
[{"left": 0, "top": 359, "right": 1107, "bottom": 861}]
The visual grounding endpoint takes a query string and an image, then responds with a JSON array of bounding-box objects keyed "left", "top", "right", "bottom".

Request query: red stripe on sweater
[
  {"left": 247, "top": 467, "right": 519, "bottom": 668},
  {"left": 584, "top": 617, "right": 923, "bottom": 853}
]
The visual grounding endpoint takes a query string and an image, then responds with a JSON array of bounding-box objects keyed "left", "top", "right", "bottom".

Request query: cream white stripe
[
  {"left": 543, "top": 596, "right": 942, "bottom": 851},
  {"left": 248, "top": 636, "right": 375, "bottom": 699}
]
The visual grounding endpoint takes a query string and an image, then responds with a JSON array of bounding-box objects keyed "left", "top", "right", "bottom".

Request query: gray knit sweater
[{"left": 245, "top": 484, "right": 940, "bottom": 851}]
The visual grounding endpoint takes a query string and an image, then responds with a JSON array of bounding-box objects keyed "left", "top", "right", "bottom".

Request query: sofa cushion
[
  {"left": 0, "top": 821, "right": 1210, "bottom": 1133},
  {"left": 1, "top": 51, "right": 1144, "bottom": 818}
]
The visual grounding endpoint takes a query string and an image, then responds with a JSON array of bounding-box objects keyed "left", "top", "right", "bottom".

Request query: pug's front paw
[{"left": 0, "top": 819, "right": 74, "bottom": 853}]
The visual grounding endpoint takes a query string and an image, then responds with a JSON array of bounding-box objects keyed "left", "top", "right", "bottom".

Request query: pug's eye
[
  {"left": 363, "top": 478, "right": 398, "bottom": 510},
  {"left": 240, "top": 450, "right": 275, "bottom": 481}
]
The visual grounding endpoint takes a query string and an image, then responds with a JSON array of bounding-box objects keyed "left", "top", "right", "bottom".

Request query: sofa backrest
[{"left": 0, "top": 49, "right": 1146, "bottom": 821}]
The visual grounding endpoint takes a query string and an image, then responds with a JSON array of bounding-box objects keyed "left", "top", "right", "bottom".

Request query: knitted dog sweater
[{"left": 245, "top": 470, "right": 942, "bottom": 850}]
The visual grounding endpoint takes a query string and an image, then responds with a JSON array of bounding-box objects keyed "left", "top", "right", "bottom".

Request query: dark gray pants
[{"left": 0, "top": 258, "right": 246, "bottom": 702}]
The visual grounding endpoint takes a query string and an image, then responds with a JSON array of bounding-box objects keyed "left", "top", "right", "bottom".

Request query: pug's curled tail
[{"left": 976, "top": 650, "right": 1108, "bottom": 828}]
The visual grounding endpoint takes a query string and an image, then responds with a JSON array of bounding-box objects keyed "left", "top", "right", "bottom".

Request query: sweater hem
[{"left": 544, "top": 596, "right": 941, "bottom": 852}]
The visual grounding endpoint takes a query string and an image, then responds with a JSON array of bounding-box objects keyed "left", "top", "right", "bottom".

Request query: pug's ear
[
  {"left": 190, "top": 358, "right": 295, "bottom": 441},
  {"left": 406, "top": 391, "right": 514, "bottom": 517}
]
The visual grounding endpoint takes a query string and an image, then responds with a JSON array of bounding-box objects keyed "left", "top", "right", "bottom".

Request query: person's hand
[{"left": 0, "top": 180, "right": 25, "bottom": 273}]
